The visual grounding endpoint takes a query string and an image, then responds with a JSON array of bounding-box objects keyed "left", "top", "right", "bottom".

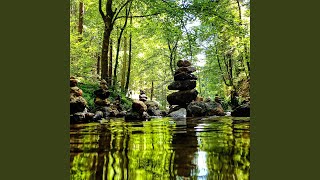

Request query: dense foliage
[{"left": 70, "top": 0, "right": 250, "bottom": 110}]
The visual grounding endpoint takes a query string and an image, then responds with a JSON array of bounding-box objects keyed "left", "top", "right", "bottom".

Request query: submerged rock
[
  {"left": 125, "top": 111, "right": 150, "bottom": 121},
  {"left": 168, "top": 108, "right": 187, "bottom": 119},
  {"left": 231, "top": 102, "right": 250, "bottom": 117}
]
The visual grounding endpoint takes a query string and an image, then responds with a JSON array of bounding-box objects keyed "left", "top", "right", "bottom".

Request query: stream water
[{"left": 70, "top": 116, "right": 250, "bottom": 180}]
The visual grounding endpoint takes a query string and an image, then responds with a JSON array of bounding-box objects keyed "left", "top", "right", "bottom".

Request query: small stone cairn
[
  {"left": 92, "top": 79, "right": 112, "bottom": 120},
  {"left": 125, "top": 90, "right": 150, "bottom": 121},
  {"left": 139, "top": 90, "right": 148, "bottom": 102}
]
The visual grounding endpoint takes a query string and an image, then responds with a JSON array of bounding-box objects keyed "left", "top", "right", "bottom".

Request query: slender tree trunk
[
  {"left": 168, "top": 40, "right": 174, "bottom": 76},
  {"left": 97, "top": 54, "right": 101, "bottom": 76},
  {"left": 78, "top": 1, "right": 84, "bottom": 41},
  {"left": 216, "top": 48, "right": 230, "bottom": 86},
  {"left": 113, "top": 5, "right": 131, "bottom": 87},
  {"left": 125, "top": 16, "right": 132, "bottom": 93},
  {"left": 235, "top": 0, "right": 250, "bottom": 77},
  {"left": 181, "top": 20, "right": 193, "bottom": 61},
  {"left": 151, "top": 81, "right": 154, "bottom": 100},
  {"left": 121, "top": 35, "right": 128, "bottom": 92},
  {"left": 168, "top": 38, "right": 179, "bottom": 76},
  {"left": 108, "top": 40, "right": 113, "bottom": 85}
]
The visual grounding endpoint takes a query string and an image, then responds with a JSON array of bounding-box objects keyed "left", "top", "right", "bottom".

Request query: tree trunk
[
  {"left": 101, "top": 29, "right": 111, "bottom": 81},
  {"left": 97, "top": 54, "right": 101, "bottom": 76},
  {"left": 125, "top": 16, "right": 132, "bottom": 94},
  {"left": 108, "top": 40, "right": 113, "bottom": 85},
  {"left": 151, "top": 81, "right": 154, "bottom": 100},
  {"left": 99, "top": 0, "right": 132, "bottom": 82},
  {"left": 78, "top": 1, "right": 84, "bottom": 41},
  {"left": 113, "top": 5, "right": 131, "bottom": 87},
  {"left": 121, "top": 35, "right": 128, "bottom": 92}
]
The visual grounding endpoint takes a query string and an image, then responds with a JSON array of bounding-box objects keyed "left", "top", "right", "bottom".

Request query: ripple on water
[{"left": 70, "top": 116, "right": 250, "bottom": 179}]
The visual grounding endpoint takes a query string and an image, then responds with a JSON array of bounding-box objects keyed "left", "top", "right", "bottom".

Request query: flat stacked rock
[
  {"left": 70, "top": 77, "right": 94, "bottom": 123},
  {"left": 167, "top": 60, "right": 198, "bottom": 108}
]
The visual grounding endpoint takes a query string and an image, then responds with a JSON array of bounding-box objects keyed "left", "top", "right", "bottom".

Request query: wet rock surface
[{"left": 231, "top": 101, "right": 250, "bottom": 117}]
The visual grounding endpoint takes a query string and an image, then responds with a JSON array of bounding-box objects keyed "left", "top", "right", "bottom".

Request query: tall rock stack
[
  {"left": 70, "top": 77, "right": 94, "bottom": 123},
  {"left": 70, "top": 77, "right": 87, "bottom": 115},
  {"left": 167, "top": 60, "right": 198, "bottom": 108}
]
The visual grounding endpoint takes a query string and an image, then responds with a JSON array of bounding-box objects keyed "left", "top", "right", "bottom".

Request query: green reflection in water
[{"left": 70, "top": 117, "right": 250, "bottom": 180}]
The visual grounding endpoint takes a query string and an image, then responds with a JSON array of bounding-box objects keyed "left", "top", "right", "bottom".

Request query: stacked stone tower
[{"left": 167, "top": 60, "right": 198, "bottom": 108}]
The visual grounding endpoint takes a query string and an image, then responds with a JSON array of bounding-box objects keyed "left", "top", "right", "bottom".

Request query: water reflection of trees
[{"left": 70, "top": 117, "right": 250, "bottom": 180}]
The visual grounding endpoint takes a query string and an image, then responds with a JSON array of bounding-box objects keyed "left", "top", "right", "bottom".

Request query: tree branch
[
  {"left": 99, "top": 0, "right": 106, "bottom": 22},
  {"left": 116, "top": 12, "right": 162, "bottom": 19},
  {"left": 112, "top": 0, "right": 132, "bottom": 24}
]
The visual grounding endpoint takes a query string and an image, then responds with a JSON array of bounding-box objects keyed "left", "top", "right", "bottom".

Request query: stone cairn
[
  {"left": 167, "top": 60, "right": 198, "bottom": 113},
  {"left": 125, "top": 90, "right": 150, "bottom": 121},
  {"left": 70, "top": 77, "right": 94, "bottom": 122},
  {"left": 139, "top": 90, "right": 148, "bottom": 102},
  {"left": 92, "top": 79, "right": 111, "bottom": 120},
  {"left": 92, "top": 80, "right": 127, "bottom": 120}
]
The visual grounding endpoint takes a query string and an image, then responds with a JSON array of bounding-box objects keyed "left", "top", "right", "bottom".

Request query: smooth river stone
[
  {"left": 174, "top": 66, "right": 196, "bottom": 75},
  {"left": 174, "top": 72, "right": 198, "bottom": 81},
  {"left": 168, "top": 80, "right": 196, "bottom": 90},
  {"left": 177, "top": 60, "right": 191, "bottom": 67},
  {"left": 167, "top": 89, "right": 198, "bottom": 106}
]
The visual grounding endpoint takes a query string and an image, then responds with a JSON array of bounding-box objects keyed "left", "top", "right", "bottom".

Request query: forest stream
[{"left": 70, "top": 116, "right": 250, "bottom": 180}]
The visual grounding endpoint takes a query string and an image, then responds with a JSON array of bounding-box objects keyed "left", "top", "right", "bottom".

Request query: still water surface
[{"left": 70, "top": 116, "right": 250, "bottom": 180}]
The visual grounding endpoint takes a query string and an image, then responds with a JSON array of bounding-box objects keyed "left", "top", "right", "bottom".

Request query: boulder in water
[
  {"left": 187, "top": 101, "right": 207, "bottom": 117},
  {"left": 186, "top": 101, "right": 226, "bottom": 117},
  {"left": 205, "top": 101, "right": 225, "bottom": 116},
  {"left": 231, "top": 102, "right": 250, "bottom": 117},
  {"left": 167, "top": 89, "right": 198, "bottom": 107},
  {"left": 168, "top": 108, "right": 187, "bottom": 119}
]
